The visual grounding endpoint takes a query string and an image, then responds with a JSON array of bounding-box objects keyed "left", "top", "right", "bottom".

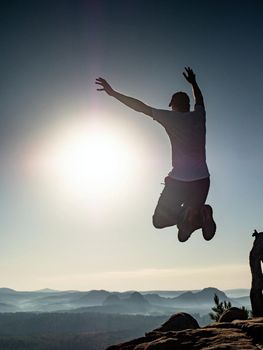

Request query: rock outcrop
[
  {"left": 218, "top": 307, "right": 248, "bottom": 322},
  {"left": 149, "top": 312, "right": 199, "bottom": 333},
  {"left": 107, "top": 314, "right": 263, "bottom": 350},
  {"left": 250, "top": 230, "right": 263, "bottom": 317}
]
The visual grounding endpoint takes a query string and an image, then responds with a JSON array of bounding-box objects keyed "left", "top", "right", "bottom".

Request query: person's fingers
[
  {"left": 96, "top": 80, "right": 108, "bottom": 86},
  {"left": 183, "top": 72, "right": 188, "bottom": 79},
  {"left": 96, "top": 77, "right": 106, "bottom": 83}
]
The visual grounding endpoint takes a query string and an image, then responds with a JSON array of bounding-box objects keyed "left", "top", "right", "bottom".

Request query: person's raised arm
[
  {"left": 96, "top": 77, "right": 153, "bottom": 117},
  {"left": 183, "top": 67, "right": 204, "bottom": 107}
]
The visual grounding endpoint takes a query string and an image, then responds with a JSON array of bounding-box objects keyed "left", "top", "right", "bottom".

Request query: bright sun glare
[{"left": 34, "top": 121, "right": 139, "bottom": 200}]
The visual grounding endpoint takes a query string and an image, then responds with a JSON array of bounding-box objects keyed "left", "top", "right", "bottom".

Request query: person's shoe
[
  {"left": 177, "top": 207, "right": 201, "bottom": 242},
  {"left": 200, "top": 204, "right": 216, "bottom": 241}
]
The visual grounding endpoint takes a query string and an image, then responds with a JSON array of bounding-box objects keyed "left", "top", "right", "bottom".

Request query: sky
[{"left": 0, "top": 0, "right": 263, "bottom": 291}]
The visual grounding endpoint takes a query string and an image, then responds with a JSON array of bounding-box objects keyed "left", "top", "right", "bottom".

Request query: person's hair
[{"left": 169, "top": 92, "right": 190, "bottom": 112}]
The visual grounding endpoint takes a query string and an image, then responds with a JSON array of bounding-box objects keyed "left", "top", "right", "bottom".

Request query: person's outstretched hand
[
  {"left": 183, "top": 67, "right": 196, "bottom": 84},
  {"left": 96, "top": 77, "right": 115, "bottom": 96}
]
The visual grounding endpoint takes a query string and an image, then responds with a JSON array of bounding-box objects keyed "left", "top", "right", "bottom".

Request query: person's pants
[{"left": 152, "top": 176, "right": 210, "bottom": 229}]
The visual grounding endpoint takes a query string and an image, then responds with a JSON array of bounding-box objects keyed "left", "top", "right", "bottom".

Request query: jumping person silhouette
[{"left": 96, "top": 67, "right": 216, "bottom": 242}]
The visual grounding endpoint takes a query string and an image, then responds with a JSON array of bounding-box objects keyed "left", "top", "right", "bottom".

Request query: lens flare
[{"left": 32, "top": 120, "right": 140, "bottom": 202}]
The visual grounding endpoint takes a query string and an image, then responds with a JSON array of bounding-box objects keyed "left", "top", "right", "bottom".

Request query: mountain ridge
[{"left": 0, "top": 287, "right": 251, "bottom": 315}]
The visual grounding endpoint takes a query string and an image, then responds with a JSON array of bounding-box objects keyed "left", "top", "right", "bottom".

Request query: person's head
[{"left": 169, "top": 92, "right": 190, "bottom": 112}]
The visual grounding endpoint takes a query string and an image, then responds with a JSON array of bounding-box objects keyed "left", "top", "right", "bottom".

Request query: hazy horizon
[{"left": 0, "top": 282, "right": 251, "bottom": 294}]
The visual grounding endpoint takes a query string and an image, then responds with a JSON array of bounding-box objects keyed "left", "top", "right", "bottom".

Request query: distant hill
[
  {"left": 0, "top": 288, "right": 17, "bottom": 294},
  {"left": 232, "top": 295, "right": 251, "bottom": 308},
  {"left": 72, "top": 292, "right": 153, "bottom": 315},
  {"left": 104, "top": 292, "right": 148, "bottom": 306},
  {"left": 0, "top": 287, "right": 250, "bottom": 314},
  {"left": 174, "top": 287, "right": 230, "bottom": 305},
  {"left": 223, "top": 289, "right": 250, "bottom": 298},
  {"left": 103, "top": 294, "right": 121, "bottom": 305},
  {"left": 36, "top": 288, "right": 60, "bottom": 293},
  {"left": 127, "top": 292, "right": 149, "bottom": 304},
  {"left": 141, "top": 290, "right": 189, "bottom": 298},
  {"left": 143, "top": 293, "right": 171, "bottom": 305},
  {"left": 0, "top": 302, "right": 17, "bottom": 312}
]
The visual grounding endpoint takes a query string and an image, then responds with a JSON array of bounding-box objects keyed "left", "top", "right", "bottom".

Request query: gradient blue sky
[{"left": 1, "top": 0, "right": 263, "bottom": 291}]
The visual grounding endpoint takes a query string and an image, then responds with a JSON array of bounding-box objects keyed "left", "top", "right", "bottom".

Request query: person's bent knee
[
  {"left": 152, "top": 214, "right": 171, "bottom": 229},
  {"left": 152, "top": 217, "right": 166, "bottom": 229}
]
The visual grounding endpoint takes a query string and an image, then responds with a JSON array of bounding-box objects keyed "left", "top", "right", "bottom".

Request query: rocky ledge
[{"left": 107, "top": 312, "right": 263, "bottom": 350}]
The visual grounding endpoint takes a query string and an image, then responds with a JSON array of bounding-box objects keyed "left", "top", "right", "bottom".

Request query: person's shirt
[{"left": 151, "top": 105, "right": 210, "bottom": 181}]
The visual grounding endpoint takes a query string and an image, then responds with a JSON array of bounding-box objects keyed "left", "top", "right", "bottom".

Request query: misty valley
[{"left": 0, "top": 287, "right": 251, "bottom": 349}]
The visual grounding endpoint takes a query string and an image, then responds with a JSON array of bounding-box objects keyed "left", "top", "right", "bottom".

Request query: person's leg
[
  {"left": 177, "top": 178, "right": 210, "bottom": 242},
  {"left": 152, "top": 177, "right": 186, "bottom": 229},
  {"left": 187, "top": 177, "right": 216, "bottom": 240},
  {"left": 185, "top": 177, "right": 210, "bottom": 208},
  {"left": 200, "top": 205, "right": 216, "bottom": 240}
]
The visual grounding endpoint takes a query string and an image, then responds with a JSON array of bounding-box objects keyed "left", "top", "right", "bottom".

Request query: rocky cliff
[{"left": 107, "top": 313, "right": 263, "bottom": 350}]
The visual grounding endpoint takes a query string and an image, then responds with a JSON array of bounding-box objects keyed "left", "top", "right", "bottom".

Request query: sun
[{"left": 34, "top": 120, "right": 139, "bottom": 200}]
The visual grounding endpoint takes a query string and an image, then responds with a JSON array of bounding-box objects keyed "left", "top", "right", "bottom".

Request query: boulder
[
  {"left": 219, "top": 307, "right": 248, "bottom": 322},
  {"left": 151, "top": 312, "right": 199, "bottom": 332}
]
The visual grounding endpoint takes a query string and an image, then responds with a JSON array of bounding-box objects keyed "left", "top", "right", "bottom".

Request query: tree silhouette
[{"left": 209, "top": 294, "right": 232, "bottom": 321}]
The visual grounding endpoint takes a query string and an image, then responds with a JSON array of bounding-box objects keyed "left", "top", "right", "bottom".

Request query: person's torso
[{"left": 152, "top": 106, "right": 210, "bottom": 181}]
